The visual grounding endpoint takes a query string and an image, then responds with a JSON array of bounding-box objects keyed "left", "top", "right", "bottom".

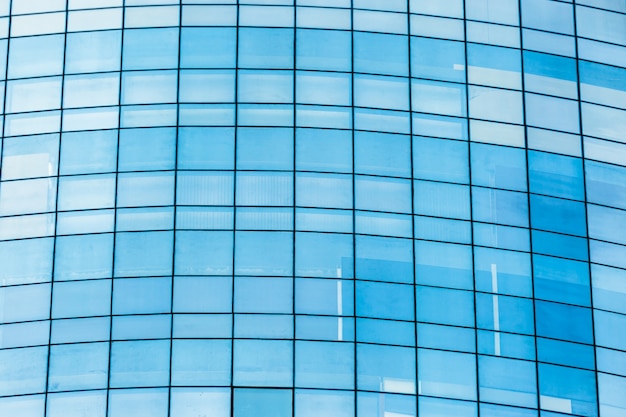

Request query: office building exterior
[{"left": 1, "top": 0, "right": 626, "bottom": 416}]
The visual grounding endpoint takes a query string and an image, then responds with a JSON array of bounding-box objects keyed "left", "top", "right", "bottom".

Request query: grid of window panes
[{"left": 1, "top": 0, "right": 626, "bottom": 416}]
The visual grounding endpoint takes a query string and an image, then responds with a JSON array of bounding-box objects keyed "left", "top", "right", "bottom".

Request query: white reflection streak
[{"left": 491, "top": 263, "right": 501, "bottom": 356}]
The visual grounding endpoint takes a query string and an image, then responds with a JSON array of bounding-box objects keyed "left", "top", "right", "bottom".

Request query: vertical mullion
[
  {"left": 105, "top": 1, "right": 126, "bottom": 416},
  {"left": 291, "top": 1, "right": 297, "bottom": 415},
  {"left": 350, "top": 1, "right": 357, "bottom": 416}
]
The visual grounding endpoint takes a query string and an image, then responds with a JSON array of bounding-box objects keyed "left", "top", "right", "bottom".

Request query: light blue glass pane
[
  {"left": 525, "top": 93, "right": 580, "bottom": 133},
  {"left": 181, "top": 27, "right": 236, "bottom": 68},
  {"left": 416, "top": 286, "right": 475, "bottom": 327},
  {"left": 476, "top": 292, "right": 535, "bottom": 334},
  {"left": 234, "top": 340, "right": 293, "bottom": 387},
  {"left": 358, "top": 318, "right": 415, "bottom": 346},
  {"left": 296, "top": 390, "right": 354, "bottom": 417},
  {"left": 418, "top": 323, "right": 475, "bottom": 353},
  {"left": 2, "top": 133, "right": 59, "bottom": 180},
  {"left": 0, "top": 237, "right": 53, "bottom": 286},
  {"left": 110, "top": 341, "right": 170, "bottom": 388},
  {"left": 0, "top": 320, "right": 49, "bottom": 349},
  {"left": 113, "top": 277, "right": 171, "bottom": 315},
  {"left": 123, "top": 28, "right": 178, "bottom": 70},
  {"left": 170, "top": 388, "right": 230, "bottom": 417},
  {"left": 177, "top": 171, "right": 234, "bottom": 206},
  {"left": 48, "top": 343, "right": 109, "bottom": 391},
  {"left": 357, "top": 281, "right": 414, "bottom": 321},
  {"left": 6, "top": 77, "right": 62, "bottom": 113},
  {"left": 236, "top": 172, "right": 293, "bottom": 206},
  {"left": 295, "top": 315, "right": 354, "bottom": 343},
  {"left": 234, "top": 389, "right": 292, "bottom": 417},
  {"left": 178, "top": 127, "right": 234, "bottom": 170},
  {"left": 466, "top": 0, "right": 519, "bottom": 25},
  {"left": 468, "top": 43, "right": 521, "bottom": 90},
  {"left": 66, "top": 30, "right": 121, "bottom": 73},
  {"left": 471, "top": 143, "right": 527, "bottom": 191},
  {"left": 296, "top": 128, "right": 352, "bottom": 173},
  {"left": 419, "top": 397, "right": 477, "bottom": 417},
  {"left": 237, "top": 127, "right": 293, "bottom": 170},
  {"left": 238, "top": 70, "right": 293, "bottom": 103},
  {"left": 356, "top": 235, "right": 413, "bottom": 283},
  {"left": 599, "top": 373, "right": 626, "bottom": 417},
  {"left": 296, "top": 278, "right": 354, "bottom": 316},
  {"left": 522, "top": 0, "right": 574, "bottom": 34},
  {"left": 355, "top": 131, "right": 410, "bottom": 177},
  {"left": 114, "top": 231, "right": 174, "bottom": 277},
  {"left": 112, "top": 314, "right": 170, "bottom": 340},
  {"left": 0, "top": 283, "right": 49, "bottom": 324},
  {"left": 295, "top": 341, "right": 354, "bottom": 389},
  {"left": 477, "top": 330, "right": 536, "bottom": 360},
  {"left": 592, "top": 264, "right": 626, "bottom": 315},
  {"left": 235, "top": 231, "right": 293, "bottom": 276},
  {"left": 173, "top": 276, "right": 232, "bottom": 314},
  {"left": 529, "top": 150, "right": 584, "bottom": 200},
  {"left": 108, "top": 389, "right": 169, "bottom": 417},
  {"left": 117, "top": 171, "right": 174, "bottom": 207},
  {"left": 0, "top": 395, "right": 44, "bottom": 417},
  {"left": 47, "top": 391, "right": 107, "bottom": 417},
  {"left": 239, "top": 27, "right": 293, "bottom": 69},
  {"left": 589, "top": 204, "right": 626, "bottom": 245},
  {"left": 0, "top": 346, "right": 48, "bottom": 396},
  {"left": 296, "top": 28, "right": 351, "bottom": 72},
  {"left": 118, "top": 127, "right": 175, "bottom": 171},
  {"left": 479, "top": 355, "right": 537, "bottom": 407},
  {"left": 357, "top": 344, "right": 416, "bottom": 394},
  {"left": 532, "top": 230, "right": 588, "bottom": 261},
  {"left": 356, "top": 176, "right": 412, "bottom": 213},
  {"left": 179, "top": 70, "right": 235, "bottom": 103},
  {"left": 51, "top": 279, "right": 111, "bottom": 318},
  {"left": 536, "top": 300, "right": 593, "bottom": 344},
  {"left": 595, "top": 310, "right": 626, "bottom": 352},
  {"left": 354, "top": 74, "right": 409, "bottom": 110},
  {"left": 412, "top": 136, "right": 469, "bottom": 183},
  {"left": 539, "top": 364, "right": 598, "bottom": 417},
  {"left": 534, "top": 254, "right": 590, "bottom": 306},
  {"left": 122, "top": 70, "right": 178, "bottom": 104},
  {"left": 415, "top": 180, "right": 470, "bottom": 219},
  {"left": 172, "top": 340, "right": 231, "bottom": 386},
  {"left": 418, "top": 349, "right": 477, "bottom": 401},
  {"left": 296, "top": 71, "right": 351, "bottom": 106},
  {"left": 530, "top": 194, "right": 586, "bottom": 237},
  {"left": 175, "top": 231, "right": 233, "bottom": 275},
  {"left": 236, "top": 314, "right": 292, "bottom": 340},
  {"left": 586, "top": 161, "right": 626, "bottom": 210},
  {"left": 415, "top": 240, "right": 473, "bottom": 289},
  {"left": 9, "top": 34, "right": 64, "bottom": 78},
  {"left": 60, "top": 130, "right": 118, "bottom": 175},
  {"left": 472, "top": 187, "right": 528, "bottom": 227},
  {"left": 411, "top": 36, "right": 465, "bottom": 83},
  {"left": 537, "top": 337, "right": 595, "bottom": 370},
  {"left": 481, "top": 403, "right": 537, "bottom": 417},
  {"left": 474, "top": 247, "right": 532, "bottom": 297},
  {"left": 358, "top": 392, "right": 415, "bottom": 417},
  {"left": 295, "top": 232, "right": 354, "bottom": 278},
  {"left": 524, "top": 51, "right": 578, "bottom": 98},
  {"left": 235, "top": 276, "right": 292, "bottom": 313},
  {"left": 354, "top": 31, "right": 408, "bottom": 76},
  {"left": 296, "top": 173, "right": 352, "bottom": 209}
]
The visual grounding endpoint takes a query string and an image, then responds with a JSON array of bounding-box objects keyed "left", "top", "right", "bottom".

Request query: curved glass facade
[{"left": 1, "top": 0, "right": 626, "bottom": 416}]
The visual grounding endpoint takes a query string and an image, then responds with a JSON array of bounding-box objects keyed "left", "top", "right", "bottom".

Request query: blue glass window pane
[
  {"left": 123, "top": 28, "right": 178, "bottom": 70},
  {"left": 415, "top": 240, "right": 473, "bottom": 289},
  {"left": 468, "top": 43, "right": 522, "bottom": 90},
  {"left": 175, "top": 231, "right": 233, "bottom": 276},
  {"left": 234, "top": 340, "right": 293, "bottom": 387},
  {"left": 358, "top": 318, "right": 416, "bottom": 347},
  {"left": 356, "top": 281, "right": 414, "bottom": 321},
  {"left": 296, "top": 173, "right": 353, "bottom": 209},
  {"left": 179, "top": 70, "right": 235, "bottom": 103},
  {"left": 522, "top": 0, "right": 574, "bottom": 34},
  {"left": 113, "top": 277, "right": 171, "bottom": 315},
  {"left": 534, "top": 254, "right": 590, "bottom": 306},
  {"left": 0, "top": 346, "right": 48, "bottom": 396},
  {"left": 181, "top": 27, "right": 236, "bottom": 68},
  {"left": 296, "top": 128, "right": 352, "bottom": 173},
  {"left": 114, "top": 231, "right": 174, "bottom": 277},
  {"left": 178, "top": 127, "right": 234, "bottom": 170},
  {"left": 357, "top": 344, "right": 416, "bottom": 394},
  {"left": 110, "top": 341, "right": 170, "bottom": 387},
  {"left": 530, "top": 194, "right": 586, "bottom": 237},
  {"left": 356, "top": 235, "right": 413, "bottom": 284},
  {"left": 418, "top": 349, "right": 477, "bottom": 401},
  {"left": 539, "top": 364, "right": 597, "bottom": 417},
  {"left": 418, "top": 323, "right": 475, "bottom": 353},
  {"left": 117, "top": 171, "right": 175, "bottom": 207},
  {"left": 295, "top": 341, "right": 354, "bottom": 389},
  {"left": 537, "top": 338, "right": 596, "bottom": 370},
  {"left": 239, "top": 27, "right": 293, "bottom": 69},
  {"left": 108, "top": 389, "right": 168, "bottom": 417},
  {"left": 237, "top": 127, "right": 293, "bottom": 170},
  {"left": 416, "top": 286, "right": 475, "bottom": 327},
  {"left": 415, "top": 180, "right": 470, "bottom": 219},
  {"left": 412, "top": 136, "right": 469, "bottom": 184},
  {"left": 118, "top": 127, "right": 175, "bottom": 171},
  {"left": 296, "top": 390, "right": 354, "bottom": 417},
  {"left": 47, "top": 391, "right": 107, "bottom": 417},
  {"left": 358, "top": 392, "right": 415, "bottom": 417},
  {"left": 529, "top": 150, "right": 584, "bottom": 200},
  {"left": 0, "top": 284, "right": 50, "bottom": 324},
  {"left": 171, "top": 388, "right": 230, "bottom": 417},
  {"left": 235, "top": 277, "right": 292, "bottom": 314},
  {"left": 474, "top": 247, "right": 532, "bottom": 297},
  {"left": 295, "top": 232, "right": 354, "bottom": 279},
  {"left": 471, "top": 143, "right": 527, "bottom": 191},
  {"left": 234, "top": 388, "right": 292, "bottom": 417},
  {"left": 410, "top": 36, "right": 465, "bottom": 83},
  {"left": 476, "top": 292, "right": 535, "bottom": 334},
  {"left": 52, "top": 280, "right": 111, "bottom": 318},
  {"left": 536, "top": 300, "right": 593, "bottom": 344},
  {"left": 478, "top": 355, "right": 537, "bottom": 408},
  {"left": 235, "top": 231, "right": 293, "bottom": 276},
  {"left": 592, "top": 264, "right": 626, "bottom": 315},
  {"left": 355, "top": 31, "right": 408, "bottom": 76},
  {"left": 296, "top": 28, "right": 351, "bottom": 72},
  {"left": 174, "top": 276, "right": 232, "bottom": 314},
  {"left": 296, "top": 278, "right": 354, "bottom": 316},
  {"left": 48, "top": 343, "right": 109, "bottom": 391},
  {"left": 356, "top": 176, "right": 412, "bottom": 213},
  {"left": 0, "top": 237, "right": 53, "bottom": 286},
  {"left": 9, "top": 34, "right": 64, "bottom": 78},
  {"left": 524, "top": 51, "right": 578, "bottom": 99},
  {"left": 171, "top": 340, "right": 231, "bottom": 386}
]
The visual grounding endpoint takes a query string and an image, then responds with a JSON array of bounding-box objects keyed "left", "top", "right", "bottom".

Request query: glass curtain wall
[{"left": 1, "top": 0, "right": 626, "bottom": 416}]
